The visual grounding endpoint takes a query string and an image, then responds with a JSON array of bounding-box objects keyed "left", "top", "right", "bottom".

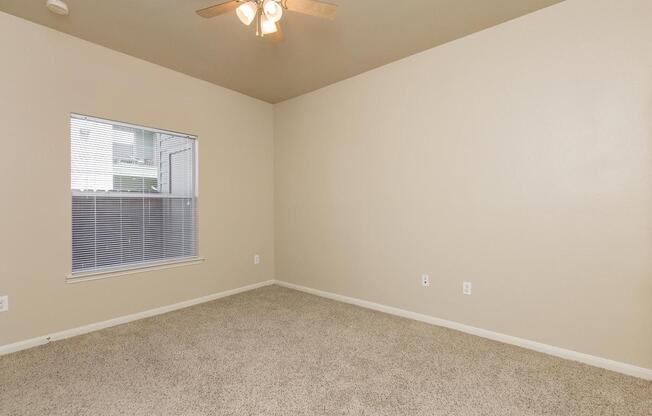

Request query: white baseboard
[
  {"left": 3, "top": 278, "right": 649, "bottom": 381},
  {"left": 0, "top": 280, "right": 275, "bottom": 356},
  {"left": 274, "top": 280, "right": 652, "bottom": 381}
]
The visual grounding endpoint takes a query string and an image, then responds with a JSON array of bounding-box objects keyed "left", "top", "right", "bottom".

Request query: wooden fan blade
[
  {"left": 282, "top": 0, "right": 337, "bottom": 20},
  {"left": 196, "top": 1, "right": 240, "bottom": 18}
]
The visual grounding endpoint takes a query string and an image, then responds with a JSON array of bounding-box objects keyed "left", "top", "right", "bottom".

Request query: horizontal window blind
[{"left": 70, "top": 114, "right": 198, "bottom": 276}]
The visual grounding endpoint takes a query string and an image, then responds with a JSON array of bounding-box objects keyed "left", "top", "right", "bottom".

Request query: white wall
[
  {"left": 0, "top": 12, "right": 274, "bottom": 345},
  {"left": 274, "top": 0, "right": 652, "bottom": 369}
]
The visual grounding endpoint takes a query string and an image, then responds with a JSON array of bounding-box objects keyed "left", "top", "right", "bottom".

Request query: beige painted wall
[
  {"left": 1, "top": 0, "right": 650, "bottom": 371},
  {"left": 0, "top": 12, "right": 274, "bottom": 346},
  {"left": 275, "top": 0, "right": 652, "bottom": 369}
]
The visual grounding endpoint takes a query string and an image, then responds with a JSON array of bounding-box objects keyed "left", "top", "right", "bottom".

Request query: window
[{"left": 70, "top": 114, "right": 198, "bottom": 277}]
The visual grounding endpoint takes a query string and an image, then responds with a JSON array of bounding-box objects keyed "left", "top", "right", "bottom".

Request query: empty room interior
[{"left": 1, "top": 0, "right": 651, "bottom": 414}]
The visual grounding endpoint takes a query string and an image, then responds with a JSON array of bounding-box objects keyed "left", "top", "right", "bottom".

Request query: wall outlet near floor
[
  {"left": 421, "top": 274, "right": 431, "bottom": 287},
  {"left": 254, "top": 254, "right": 260, "bottom": 265},
  {"left": 463, "top": 281, "right": 472, "bottom": 295},
  {"left": 0, "top": 295, "right": 8, "bottom": 312}
]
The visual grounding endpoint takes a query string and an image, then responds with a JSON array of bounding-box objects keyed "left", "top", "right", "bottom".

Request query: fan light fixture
[
  {"left": 196, "top": 0, "right": 338, "bottom": 41},
  {"left": 263, "top": 0, "right": 283, "bottom": 23},
  {"left": 260, "top": 14, "right": 278, "bottom": 34},
  {"left": 236, "top": 0, "right": 282, "bottom": 37},
  {"left": 236, "top": 1, "right": 257, "bottom": 25}
]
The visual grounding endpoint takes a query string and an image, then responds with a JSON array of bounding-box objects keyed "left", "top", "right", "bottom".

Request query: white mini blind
[{"left": 70, "top": 114, "right": 198, "bottom": 276}]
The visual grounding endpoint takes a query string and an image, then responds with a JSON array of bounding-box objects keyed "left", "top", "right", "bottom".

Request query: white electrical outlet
[
  {"left": 0, "top": 295, "right": 8, "bottom": 312},
  {"left": 421, "top": 274, "right": 430, "bottom": 287},
  {"left": 463, "top": 281, "right": 472, "bottom": 295},
  {"left": 254, "top": 254, "right": 260, "bottom": 265}
]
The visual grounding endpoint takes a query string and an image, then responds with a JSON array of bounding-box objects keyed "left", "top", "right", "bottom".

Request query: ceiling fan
[{"left": 196, "top": 0, "right": 337, "bottom": 40}]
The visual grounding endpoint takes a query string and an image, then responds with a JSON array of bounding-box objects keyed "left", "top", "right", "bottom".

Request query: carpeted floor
[{"left": 1, "top": 285, "right": 650, "bottom": 415}]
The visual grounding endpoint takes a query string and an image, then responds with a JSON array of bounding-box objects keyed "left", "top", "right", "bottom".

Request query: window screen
[{"left": 70, "top": 114, "right": 198, "bottom": 276}]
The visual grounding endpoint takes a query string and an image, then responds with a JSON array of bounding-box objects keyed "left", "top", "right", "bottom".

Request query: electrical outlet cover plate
[
  {"left": 0, "top": 295, "right": 8, "bottom": 312},
  {"left": 421, "top": 274, "right": 430, "bottom": 287},
  {"left": 463, "top": 281, "right": 472, "bottom": 295}
]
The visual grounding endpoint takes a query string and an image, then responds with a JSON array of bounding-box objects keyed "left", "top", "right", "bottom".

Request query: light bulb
[
  {"left": 263, "top": 0, "right": 283, "bottom": 23},
  {"left": 260, "top": 14, "right": 278, "bottom": 35},
  {"left": 236, "top": 1, "right": 257, "bottom": 26}
]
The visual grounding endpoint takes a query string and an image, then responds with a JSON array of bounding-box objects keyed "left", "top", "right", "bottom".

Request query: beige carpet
[{"left": 1, "top": 285, "right": 650, "bottom": 415}]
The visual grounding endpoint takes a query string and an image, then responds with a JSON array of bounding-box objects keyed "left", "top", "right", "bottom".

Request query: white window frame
[{"left": 67, "top": 114, "right": 202, "bottom": 282}]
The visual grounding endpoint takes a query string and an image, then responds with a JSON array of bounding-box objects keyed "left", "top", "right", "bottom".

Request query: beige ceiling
[{"left": 0, "top": 0, "right": 564, "bottom": 103}]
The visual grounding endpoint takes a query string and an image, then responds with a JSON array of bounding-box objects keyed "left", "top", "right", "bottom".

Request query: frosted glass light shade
[
  {"left": 263, "top": 0, "right": 283, "bottom": 23},
  {"left": 260, "top": 14, "right": 278, "bottom": 34},
  {"left": 236, "top": 1, "right": 258, "bottom": 26}
]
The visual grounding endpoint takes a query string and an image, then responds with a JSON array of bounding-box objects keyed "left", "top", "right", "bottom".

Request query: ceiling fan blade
[
  {"left": 196, "top": 1, "right": 240, "bottom": 18},
  {"left": 282, "top": 0, "right": 337, "bottom": 20}
]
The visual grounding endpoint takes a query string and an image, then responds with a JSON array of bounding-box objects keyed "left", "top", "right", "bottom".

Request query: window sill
[{"left": 66, "top": 257, "right": 205, "bottom": 283}]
